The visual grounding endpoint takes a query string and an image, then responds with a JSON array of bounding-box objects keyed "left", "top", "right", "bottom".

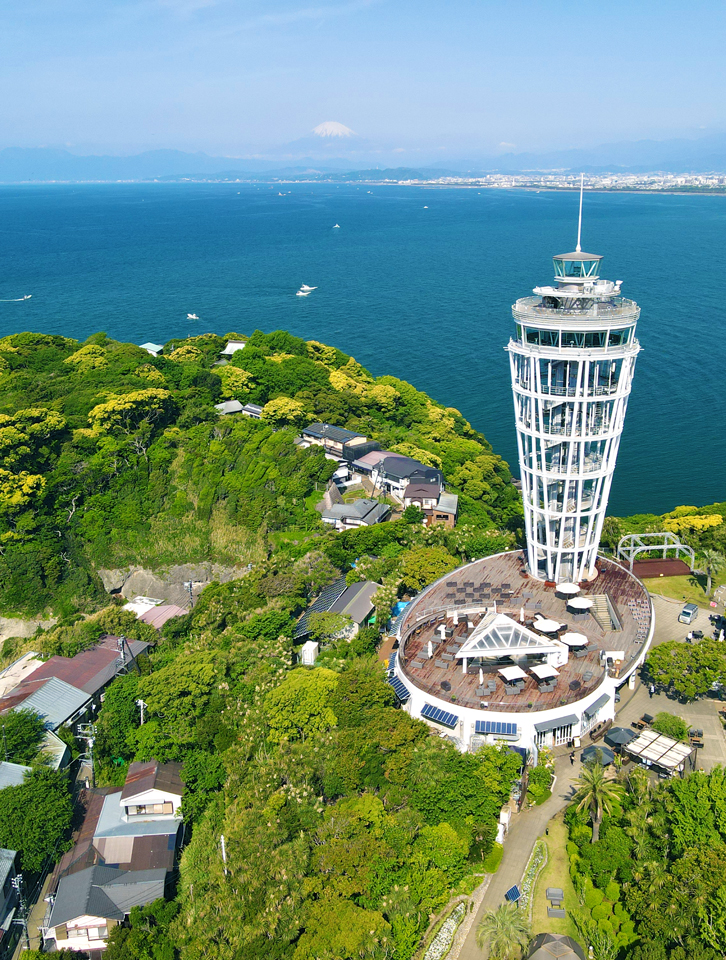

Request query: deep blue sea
[{"left": 0, "top": 182, "right": 723, "bottom": 517}]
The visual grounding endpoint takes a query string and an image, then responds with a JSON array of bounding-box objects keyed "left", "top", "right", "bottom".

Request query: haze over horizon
[{"left": 3, "top": 0, "right": 726, "bottom": 160}]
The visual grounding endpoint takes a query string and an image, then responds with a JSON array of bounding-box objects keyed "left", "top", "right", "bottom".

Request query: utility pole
[
  {"left": 77, "top": 724, "right": 97, "bottom": 789},
  {"left": 11, "top": 874, "right": 29, "bottom": 951},
  {"left": 136, "top": 699, "right": 147, "bottom": 725},
  {"left": 2, "top": 723, "right": 7, "bottom": 761}
]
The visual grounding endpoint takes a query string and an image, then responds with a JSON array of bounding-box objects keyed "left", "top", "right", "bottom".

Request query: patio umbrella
[
  {"left": 427, "top": 640, "right": 433, "bottom": 659},
  {"left": 519, "top": 606, "right": 525, "bottom": 623},
  {"left": 581, "top": 745, "right": 615, "bottom": 766},
  {"left": 479, "top": 667, "right": 484, "bottom": 685},
  {"left": 604, "top": 727, "right": 638, "bottom": 749}
]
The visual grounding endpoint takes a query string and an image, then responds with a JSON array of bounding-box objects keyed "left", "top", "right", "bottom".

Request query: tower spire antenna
[{"left": 576, "top": 172, "right": 584, "bottom": 252}]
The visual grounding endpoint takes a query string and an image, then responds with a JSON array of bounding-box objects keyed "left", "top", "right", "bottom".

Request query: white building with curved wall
[{"left": 390, "top": 221, "right": 653, "bottom": 758}]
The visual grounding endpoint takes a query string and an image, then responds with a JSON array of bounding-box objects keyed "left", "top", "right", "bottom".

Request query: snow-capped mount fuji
[{"left": 312, "top": 121, "right": 355, "bottom": 138}]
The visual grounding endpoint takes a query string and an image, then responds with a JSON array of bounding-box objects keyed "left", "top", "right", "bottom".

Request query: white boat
[
  {"left": 423, "top": 205, "right": 428, "bottom": 209},
  {"left": 187, "top": 313, "right": 199, "bottom": 320},
  {"left": 333, "top": 223, "right": 340, "bottom": 228},
  {"left": 300, "top": 285, "right": 317, "bottom": 292},
  {"left": 296, "top": 290, "right": 311, "bottom": 297}
]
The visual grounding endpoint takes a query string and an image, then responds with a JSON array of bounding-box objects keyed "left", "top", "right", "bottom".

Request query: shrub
[
  {"left": 605, "top": 880, "right": 620, "bottom": 902},
  {"left": 527, "top": 784, "right": 551, "bottom": 805},
  {"left": 613, "top": 902, "right": 627, "bottom": 920},
  {"left": 592, "top": 903, "right": 612, "bottom": 921},
  {"left": 651, "top": 712, "right": 689, "bottom": 741},
  {"left": 585, "top": 887, "right": 604, "bottom": 910},
  {"left": 529, "top": 764, "right": 552, "bottom": 789},
  {"left": 570, "top": 823, "right": 592, "bottom": 845},
  {"left": 598, "top": 918, "right": 614, "bottom": 936},
  {"left": 482, "top": 843, "right": 503, "bottom": 873},
  {"left": 566, "top": 841, "right": 578, "bottom": 856}
]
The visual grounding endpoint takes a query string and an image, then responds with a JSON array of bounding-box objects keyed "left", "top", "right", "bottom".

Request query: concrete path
[{"left": 455, "top": 753, "right": 582, "bottom": 960}]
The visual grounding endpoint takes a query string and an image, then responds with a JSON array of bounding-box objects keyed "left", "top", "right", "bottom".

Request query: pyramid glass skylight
[{"left": 456, "top": 613, "right": 561, "bottom": 659}]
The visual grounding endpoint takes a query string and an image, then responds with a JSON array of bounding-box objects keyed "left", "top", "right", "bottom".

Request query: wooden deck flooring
[{"left": 398, "top": 551, "right": 651, "bottom": 713}]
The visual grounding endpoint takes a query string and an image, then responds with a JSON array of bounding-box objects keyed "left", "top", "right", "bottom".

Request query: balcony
[{"left": 513, "top": 296, "right": 640, "bottom": 323}]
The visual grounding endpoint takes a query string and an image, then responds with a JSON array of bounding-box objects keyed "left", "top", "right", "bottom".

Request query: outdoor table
[{"left": 568, "top": 597, "right": 593, "bottom": 611}]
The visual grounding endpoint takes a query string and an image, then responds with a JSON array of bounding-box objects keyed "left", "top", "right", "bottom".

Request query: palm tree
[
  {"left": 573, "top": 762, "right": 624, "bottom": 843},
  {"left": 476, "top": 902, "right": 531, "bottom": 959},
  {"left": 701, "top": 549, "right": 725, "bottom": 596}
]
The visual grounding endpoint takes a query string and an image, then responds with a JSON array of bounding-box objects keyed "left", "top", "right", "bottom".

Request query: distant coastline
[{"left": 3, "top": 177, "right": 726, "bottom": 196}]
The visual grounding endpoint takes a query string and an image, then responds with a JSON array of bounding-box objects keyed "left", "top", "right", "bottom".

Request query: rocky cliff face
[{"left": 97, "top": 563, "right": 245, "bottom": 607}]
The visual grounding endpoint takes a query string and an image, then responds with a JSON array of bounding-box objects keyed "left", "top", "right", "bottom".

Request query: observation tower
[{"left": 508, "top": 190, "right": 641, "bottom": 583}]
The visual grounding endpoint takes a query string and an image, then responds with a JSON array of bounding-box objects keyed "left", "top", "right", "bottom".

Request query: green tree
[
  {"left": 646, "top": 640, "right": 726, "bottom": 701},
  {"left": 399, "top": 545, "right": 458, "bottom": 592},
  {"left": 293, "top": 897, "right": 391, "bottom": 960},
  {"left": 475, "top": 902, "right": 531, "bottom": 959},
  {"left": 574, "top": 763, "right": 624, "bottom": 843},
  {"left": 701, "top": 549, "right": 725, "bottom": 596},
  {"left": 306, "top": 611, "right": 353, "bottom": 642},
  {"left": 0, "top": 708, "right": 46, "bottom": 764},
  {"left": 264, "top": 668, "right": 339, "bottom": 742},
  {"left": 651, "top": 712, "right": 689, "bottom": 741},
  {"left": 0, "top": 768, "right": 73, "bottom": 871}
]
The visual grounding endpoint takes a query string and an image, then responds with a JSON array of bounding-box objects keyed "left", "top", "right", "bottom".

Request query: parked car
[{"left": 678, "top": 602, "right": 699, "bottom": 625}]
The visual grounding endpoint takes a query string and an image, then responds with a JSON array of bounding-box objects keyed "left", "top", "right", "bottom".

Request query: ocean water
[{"left": 0, "top": 182, "right": 723, "bottom": 517}]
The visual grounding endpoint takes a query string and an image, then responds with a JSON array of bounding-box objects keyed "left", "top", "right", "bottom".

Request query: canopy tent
[
  {"left": 560, "top": 632, "right": 589, "bottom": 647},
  {"left": 532, "top": 616, "right": 562, "bottom": 634},
  {"left": 624, "top": 729, "right": 695, "bottom": 771},
  {"left": 556, "top": 583, "right": 581, "bottom": 595},
  {"left": 581, "top": 745, "right": 615, "bottom": 766},
  {"left": 530, "top": 663, "right": 559, "bottom": 680},
  {"left": 604, "top": 727, "right": 638, "bottom": 748},
  {"left": 567, "top": 597, "right": 594, "bottom": 610},
  {"left": 499, "top": 665, "right": 527, "bottom": 682}
]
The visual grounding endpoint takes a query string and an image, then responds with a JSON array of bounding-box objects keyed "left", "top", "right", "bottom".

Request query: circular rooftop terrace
[{"left": 395, "top": 551, "right": 652, "bottom": 716}]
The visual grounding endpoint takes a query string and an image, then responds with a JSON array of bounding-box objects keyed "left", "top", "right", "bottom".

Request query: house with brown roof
[{"left": 45, "top": 761, "right": 185, "bottom": 952}]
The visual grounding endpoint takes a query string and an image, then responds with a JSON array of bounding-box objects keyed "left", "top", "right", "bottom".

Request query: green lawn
[
  {"left": 530, "top": 814, "right": 580, "bottom": 941},
  {"left": 647, "top": 571, "right": 726, "bottom": 607}
]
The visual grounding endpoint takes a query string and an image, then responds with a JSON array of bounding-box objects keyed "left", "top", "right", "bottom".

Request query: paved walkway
[
  {"left": 455, "top": 592, "right": 726, "bottom": 959},
  {"left": 456, "top": 753, "right": 582, "bottom": 960}
]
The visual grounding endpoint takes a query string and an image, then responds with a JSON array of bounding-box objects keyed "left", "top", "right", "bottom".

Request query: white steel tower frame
[{"left": 507, "top": 225, "right": 641, "bottom": 583}]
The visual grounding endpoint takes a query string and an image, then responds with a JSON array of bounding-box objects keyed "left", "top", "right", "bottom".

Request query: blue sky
[{"left": 2, "top": 0, "right": 725, "bottom": 156}]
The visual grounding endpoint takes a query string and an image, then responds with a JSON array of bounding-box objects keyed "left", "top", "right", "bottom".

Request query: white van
[{"left": 678, "top": 603, "right": 699, "bottom": 625}]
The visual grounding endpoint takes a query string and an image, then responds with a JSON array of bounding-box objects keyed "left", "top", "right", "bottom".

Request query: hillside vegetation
[{"left": 0, "top": 329, "right": 520, "bottom": 616}]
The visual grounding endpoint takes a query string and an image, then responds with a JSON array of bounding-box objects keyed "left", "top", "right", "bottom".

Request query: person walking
[
  {"left": 649, "top": 683, "right": 655, "bottom": 698},
  {"left": 570, "top": 751, "right": 576, "bottom": 766}
]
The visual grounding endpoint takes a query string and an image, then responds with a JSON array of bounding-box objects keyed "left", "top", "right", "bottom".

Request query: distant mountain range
[{"left": 2, "top": 130, "right": 726, "bottom": 182}]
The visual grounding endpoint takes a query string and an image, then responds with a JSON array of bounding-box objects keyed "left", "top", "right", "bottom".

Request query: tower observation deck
[{"left": 507, "top": 239, "right": 641, "bottom": 583}]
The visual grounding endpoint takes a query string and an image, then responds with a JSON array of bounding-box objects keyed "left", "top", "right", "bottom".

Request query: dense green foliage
[
  {"left": 606, "top": 503, "right": 726, "bottom": 563},
  {"left": 85, "top": 559, "right": 520, "bottom": 959},
  {"left": 567, "top": 765, "right": 726, "bottom": 958},
  {"left": 0, "top": 707, "right": 46, "bottom": 764},
  {"left": 0, "top": 768, "right": 73, "bottom": 871},
  {"left": 0, "top": 329, "right": 519, "bottom": 617},
  {"left": 646, "top": 640, "right": 726, "bottom": 701}
]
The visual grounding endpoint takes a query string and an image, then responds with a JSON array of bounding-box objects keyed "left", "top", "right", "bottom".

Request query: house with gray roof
[
  {"left": 0, "top": 761, "right": 31, "bottom": 791},
  {"left": 0, "top": 676, "right": 91, "bottom": 731},
  {"left": 46, "top": 865, "right": 167, "bottom": 954},
  {"left": 295, "top": 578, "right": 380, "bottom": 641},
  {"left": 370, "top": 455, "right": 442, "bottom": 499},
  {"left": 321, "top": 498, "right": 391, "bottom": 532},
  {"left": 301, "top": 423, "right": 380, "bottom": 462}
]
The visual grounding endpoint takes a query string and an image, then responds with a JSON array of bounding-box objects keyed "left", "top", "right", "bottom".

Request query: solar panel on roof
[
  {"left": 421, "top": 703, "right": 459, "bottom": 728},
  {"left": 388, "top": 651, "right": 397, "bottom": 672},
  {"left": 475, "top": 720, "right": 518, "bottom": 737},
  {"left": 387, "top": 676, "right": 410, "bottom": 702}
]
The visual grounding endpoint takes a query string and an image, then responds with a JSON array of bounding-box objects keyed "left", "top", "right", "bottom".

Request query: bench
[{"left": 547, "top": 907, "right": 566, "bottom": 918}]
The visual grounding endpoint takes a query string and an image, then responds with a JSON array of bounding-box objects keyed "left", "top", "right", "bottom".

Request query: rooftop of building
[
  {"left": 396, "top": 551, "right": 651, "bottom": 714},
  {"left": 302, "top": 422, "right": 365, "bottom": 443},
  {"left": 50, "top": 865, "right": 167, "bottom": 927},
  {"left": 120, "top": 760, "right": 183, "bottom": 802},
  {"left": 16, "top": 635, "right": 150, "bottom": 697},
  {"left": 321, "top": 499, "right": 390, "bottom": 524},
  {"left": 0, "top": 675, "right": 90, "bottom": 730}
]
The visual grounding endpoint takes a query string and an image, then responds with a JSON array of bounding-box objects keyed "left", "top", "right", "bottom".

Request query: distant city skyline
[{"left": 3, "top": 0, "right": 726, "bottom": 157}]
